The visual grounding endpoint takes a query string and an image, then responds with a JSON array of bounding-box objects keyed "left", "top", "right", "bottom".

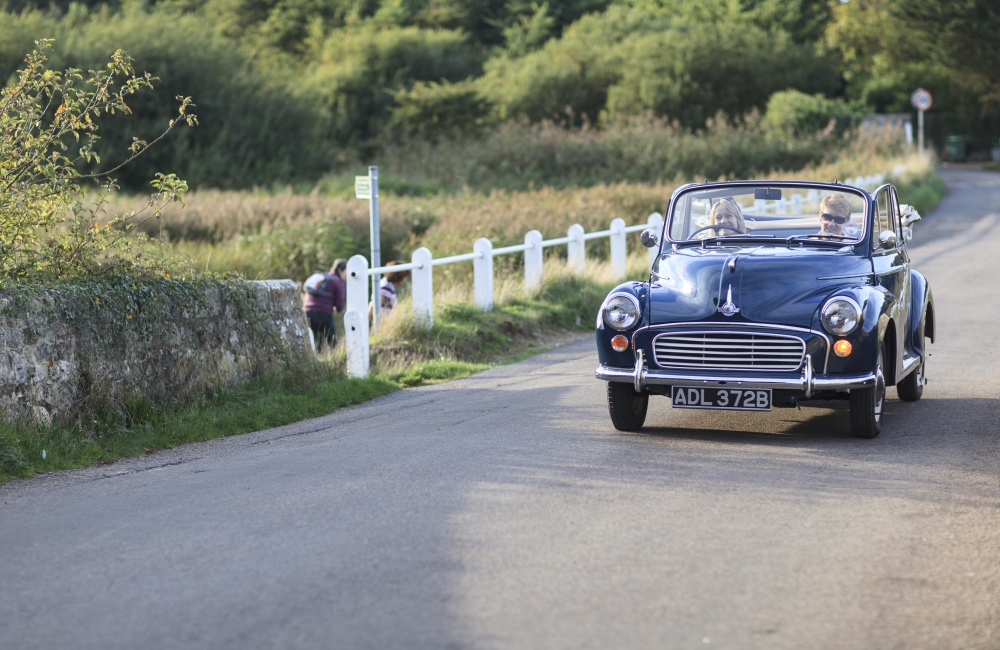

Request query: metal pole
[
  {"left": 369, "top": 166, "right": 381, "bottom": 328},
  {"left": 918, "top": 110, "right": 924, "bottom": 153}
]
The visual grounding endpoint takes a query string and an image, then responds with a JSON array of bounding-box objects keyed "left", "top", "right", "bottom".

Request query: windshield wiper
[
  {"left": 675, "top": 235, "right": 777, "bottom": 247},
  {"left": 786, "top": 234, "right": 856, "bottom": 246}
]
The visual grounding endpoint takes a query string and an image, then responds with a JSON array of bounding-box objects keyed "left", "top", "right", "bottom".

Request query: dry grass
[{"left": 97, "top": 130, "right": 928, "bottom": 283}]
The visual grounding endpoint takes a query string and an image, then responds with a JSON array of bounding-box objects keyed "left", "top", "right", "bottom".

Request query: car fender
[
  {"left": 595, "top": 281, "right": 649, "bottom": 367},
  {"left": 812, "top": 285, "right": 890, "bottom": 375},
  {"left": 908, "top": 270, "right": 935, "bottom": 346}
]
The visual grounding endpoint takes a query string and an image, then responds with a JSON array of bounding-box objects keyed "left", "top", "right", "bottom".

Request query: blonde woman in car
[{"left": 709, "top": 197, "right": 747, "bottom": 237}]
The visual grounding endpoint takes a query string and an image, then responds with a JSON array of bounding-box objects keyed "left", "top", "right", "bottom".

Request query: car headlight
[
  {"left": 602, "top": 294, "right": 641, "bottom": 331},
  {"left": 821, "top": 297, "right": 862, "bottom": 336}
]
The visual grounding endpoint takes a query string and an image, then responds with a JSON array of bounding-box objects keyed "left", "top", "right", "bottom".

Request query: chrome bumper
[{"left": 596, "top": 351, "right": 877, "bottom": 398}]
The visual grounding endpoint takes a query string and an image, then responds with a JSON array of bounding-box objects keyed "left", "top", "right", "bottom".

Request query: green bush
[
  {"left": 479, "top": 6, "right": 839, "bottom": 128},
  {"left": 604, "top": 23, "right": 840, "bottom": 127},
  {"left": 897, "top": 171, "right": 947, "bottom": 216},
  {"left": 762, "top": 90, "right": 864, "bottom": 136},
  {"left": 0, "top": 7, "right": 330, "bottom": 190},
  {"left": 389, "top": 79, "right": 494, "bottom": 137},
  {"left": 306, "top": 25, "right": 483, "bottom": 144}
]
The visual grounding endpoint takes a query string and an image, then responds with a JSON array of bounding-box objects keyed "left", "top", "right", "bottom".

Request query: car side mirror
[
  {"left": 640, "top": 229, "right": 659, "bottom": 248},
  {"left": 878, "top": 230, "right": 898, "bottom": 248}
]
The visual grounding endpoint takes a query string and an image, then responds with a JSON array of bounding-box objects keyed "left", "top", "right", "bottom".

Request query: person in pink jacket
[{"left": 303, "top": 259, "right": 347, "bottom": 352}]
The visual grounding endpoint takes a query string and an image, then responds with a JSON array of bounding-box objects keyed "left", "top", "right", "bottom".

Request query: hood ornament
[{"left": 719, "top": 284, "right": 740, "bottom": 317}]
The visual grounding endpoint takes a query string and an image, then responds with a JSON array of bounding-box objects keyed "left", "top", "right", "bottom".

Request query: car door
[
  {"left": 890, "top": 185, "right": 918, "bottom": 370},
  {"left": 871, "top": 186, "right": 909, "bottom": 381}
]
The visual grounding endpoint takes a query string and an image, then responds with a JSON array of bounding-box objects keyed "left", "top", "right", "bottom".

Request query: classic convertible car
[{"left": 596, "top": 180, "right": 933, "bottom": 438}]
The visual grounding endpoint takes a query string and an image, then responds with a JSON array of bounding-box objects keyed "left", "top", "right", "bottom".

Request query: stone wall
[{"left": 0, "top": 279, "right": 311, "bottom": 427}]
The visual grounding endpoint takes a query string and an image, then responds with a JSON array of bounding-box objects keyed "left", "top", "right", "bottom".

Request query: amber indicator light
[
  {"left": 611, "top": 335, "right": 629, "bottom": 352},
  {"left": 833, "top": 339, "right": 852, "bottom": 357}
]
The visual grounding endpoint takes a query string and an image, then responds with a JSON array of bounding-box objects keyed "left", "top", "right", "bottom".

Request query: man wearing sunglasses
[{"left": 817, "top": 192, "right": 854, "bottom": 238}]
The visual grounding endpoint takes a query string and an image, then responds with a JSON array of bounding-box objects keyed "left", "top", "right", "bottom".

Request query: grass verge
[{"left": 0, "top": 372, "right": 398, "bottom": 483}]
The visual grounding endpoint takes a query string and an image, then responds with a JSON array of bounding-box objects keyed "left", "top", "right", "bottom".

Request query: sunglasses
[{"left": 820, "top": 212, "right": 848, "bottom": 225}]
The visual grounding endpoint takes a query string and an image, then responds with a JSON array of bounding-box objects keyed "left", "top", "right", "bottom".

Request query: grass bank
[{"left": 0, "top": 367, "right": 398, "bottom": 482}]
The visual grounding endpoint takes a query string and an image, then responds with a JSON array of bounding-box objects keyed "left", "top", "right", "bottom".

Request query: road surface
[{"left": 2, "top": 168, "right": 999, "bottom": 649}]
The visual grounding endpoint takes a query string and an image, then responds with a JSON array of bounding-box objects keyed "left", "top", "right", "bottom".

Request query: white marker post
[
  {"left": 355, "top": 167, "right": 381, "bottom": 328},
  {"left": 911, "top": 88, "right": 932, "bottom": 153}
]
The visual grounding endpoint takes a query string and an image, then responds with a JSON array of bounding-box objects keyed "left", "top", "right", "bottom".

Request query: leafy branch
[{"left": 0, "top": 40, "right": 197, "bottom": 280}]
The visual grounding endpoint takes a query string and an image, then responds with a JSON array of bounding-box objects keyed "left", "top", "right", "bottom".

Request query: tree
[
  {"left": 0, "top": 41, "right": 195, "bottom": 279},
  {"left": 894, "top": 0, "right": 1000, "bottom": 111}
]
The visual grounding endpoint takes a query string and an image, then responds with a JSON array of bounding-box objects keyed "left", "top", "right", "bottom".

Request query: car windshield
[{"left": 667, "top": 184, "right": 868, "bottom": 243}]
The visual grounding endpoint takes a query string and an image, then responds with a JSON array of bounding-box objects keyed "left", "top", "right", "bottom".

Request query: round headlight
[
  {"left": 821, "top": 297, "right": 861, "bottom": 336},
  {"left": 603, "top": 294, "right": 640, "bottom": 331}
]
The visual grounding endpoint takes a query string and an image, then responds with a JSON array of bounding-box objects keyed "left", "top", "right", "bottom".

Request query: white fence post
[
  {"left": 646, "top": 212, "right": 663, "bottom": 267},
  {"left": 524, "top": 230, "right": 543, "bottom": 294},
  {"left": 791, "top": 194, "right": 803, "bottom": 215},
  {"left": 345, "top": 255, "right": 370, "bottom": 378},
  {"left": 344, "top": 311, "right": 369, "bottom": 378},
  {"left": 610, "top": 218, "right": 627, "bottom": 280},
  {"left": 411, "top": 247, "right": 434, "bottom": 329},
  {"left": 567, "top": 224, "right": 585, "bottom": 273},
  {"left": 473, "top": 238, "right": 493, "bottom": 311}
]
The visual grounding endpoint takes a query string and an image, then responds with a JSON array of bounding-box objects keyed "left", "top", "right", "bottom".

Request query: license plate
[{"left": 670, "top": 386, "right": 772, "bottom": 411}]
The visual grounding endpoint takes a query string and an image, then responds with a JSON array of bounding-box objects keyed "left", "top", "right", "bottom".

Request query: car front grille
[{"left": 652, "top": 331, "right": 806, "bottom": 371}]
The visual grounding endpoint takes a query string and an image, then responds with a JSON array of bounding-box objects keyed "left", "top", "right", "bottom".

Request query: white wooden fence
[{"left": 343, "top": 213, "right": 664, "bottom": 377}]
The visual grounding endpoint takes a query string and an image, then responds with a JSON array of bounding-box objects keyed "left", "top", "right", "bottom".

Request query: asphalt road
[{"left": 2, "top": 168, "right": 999, "bottom": 650}]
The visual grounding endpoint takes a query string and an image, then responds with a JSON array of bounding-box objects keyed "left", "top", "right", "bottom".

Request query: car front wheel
[
  {"left": 607, "top": 381, "right": 648, "bottom": 431},
  {"left": 850, "top": 342, "right": 886, "bottom": 438}
]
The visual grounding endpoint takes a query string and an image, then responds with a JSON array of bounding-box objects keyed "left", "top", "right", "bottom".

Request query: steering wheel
[{"left": 688, "top": 225, "right": 744, "bottom": 238}]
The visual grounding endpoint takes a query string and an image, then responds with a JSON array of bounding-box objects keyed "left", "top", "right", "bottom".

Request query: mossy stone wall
[{"left": 0, "top": 279, "right": 310, "bottom": 427}]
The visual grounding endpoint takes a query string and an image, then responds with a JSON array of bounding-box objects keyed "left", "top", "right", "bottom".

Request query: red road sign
[{"left": 911, "top": 88, "right": 933, "bottom": 111}]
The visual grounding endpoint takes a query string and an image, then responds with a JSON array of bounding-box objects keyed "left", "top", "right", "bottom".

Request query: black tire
[
  {"left": 897, "top": 319, "right": 927, "bottom": 402},
  {"left": 850, "top": 342, "right": 886, "bottom": 438},
  {"left": 607, "top": 381, "right": 648, "bottom": 431}
]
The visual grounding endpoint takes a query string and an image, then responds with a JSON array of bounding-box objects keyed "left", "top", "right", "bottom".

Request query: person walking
[{"left": 303, "top": 259, "right": 347, "bottom": 353}]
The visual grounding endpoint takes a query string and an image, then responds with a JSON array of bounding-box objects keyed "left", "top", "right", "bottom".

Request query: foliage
[
  {"left": 0, "top": 40, "right": 194, "bottom": 280},
  {"left": 890, "top": 155, "right": 947, "bottom": 217},
  {"left": 199, "top": 0, "right": 611, "bottom": 54},
  {"left": 0, "top": 365, "right": 398, "bottom": 481},
  {"left": 762, "top": 90, "right": 864, "bottom": 136},
  {"left": 478, "top": 6, "right": 839, "bottom": 128},
  {"left": 389, "top": 79, "right": 494, "bottom": 137},
  {"left": 305, "top": 25, "right": 482, "bottom": 145},
  {"left": 893, "top": 0, "right": 1000, "bottom": 109},
  {"left": 41, "top": 6, "right": 325, "bottom": 189},
  {"left": 623, "top": 0, "right": 834, "bottom": 44},
  {"left": 365, "top": 115, "right": 875, "bottom": 193},
  {"left": 177, "top": 220, "right": 360, "bottom": 281},
  {"left": 831, "top": 0, "right": 1000, "bottom": 113},
  {"left": 825, "top": 0, "right": 999, "bottom": 153}
]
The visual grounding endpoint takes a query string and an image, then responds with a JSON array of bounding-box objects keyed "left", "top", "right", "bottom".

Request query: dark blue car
[{"left": 596, "top": 180, "right": 933, "bottom": 438}]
